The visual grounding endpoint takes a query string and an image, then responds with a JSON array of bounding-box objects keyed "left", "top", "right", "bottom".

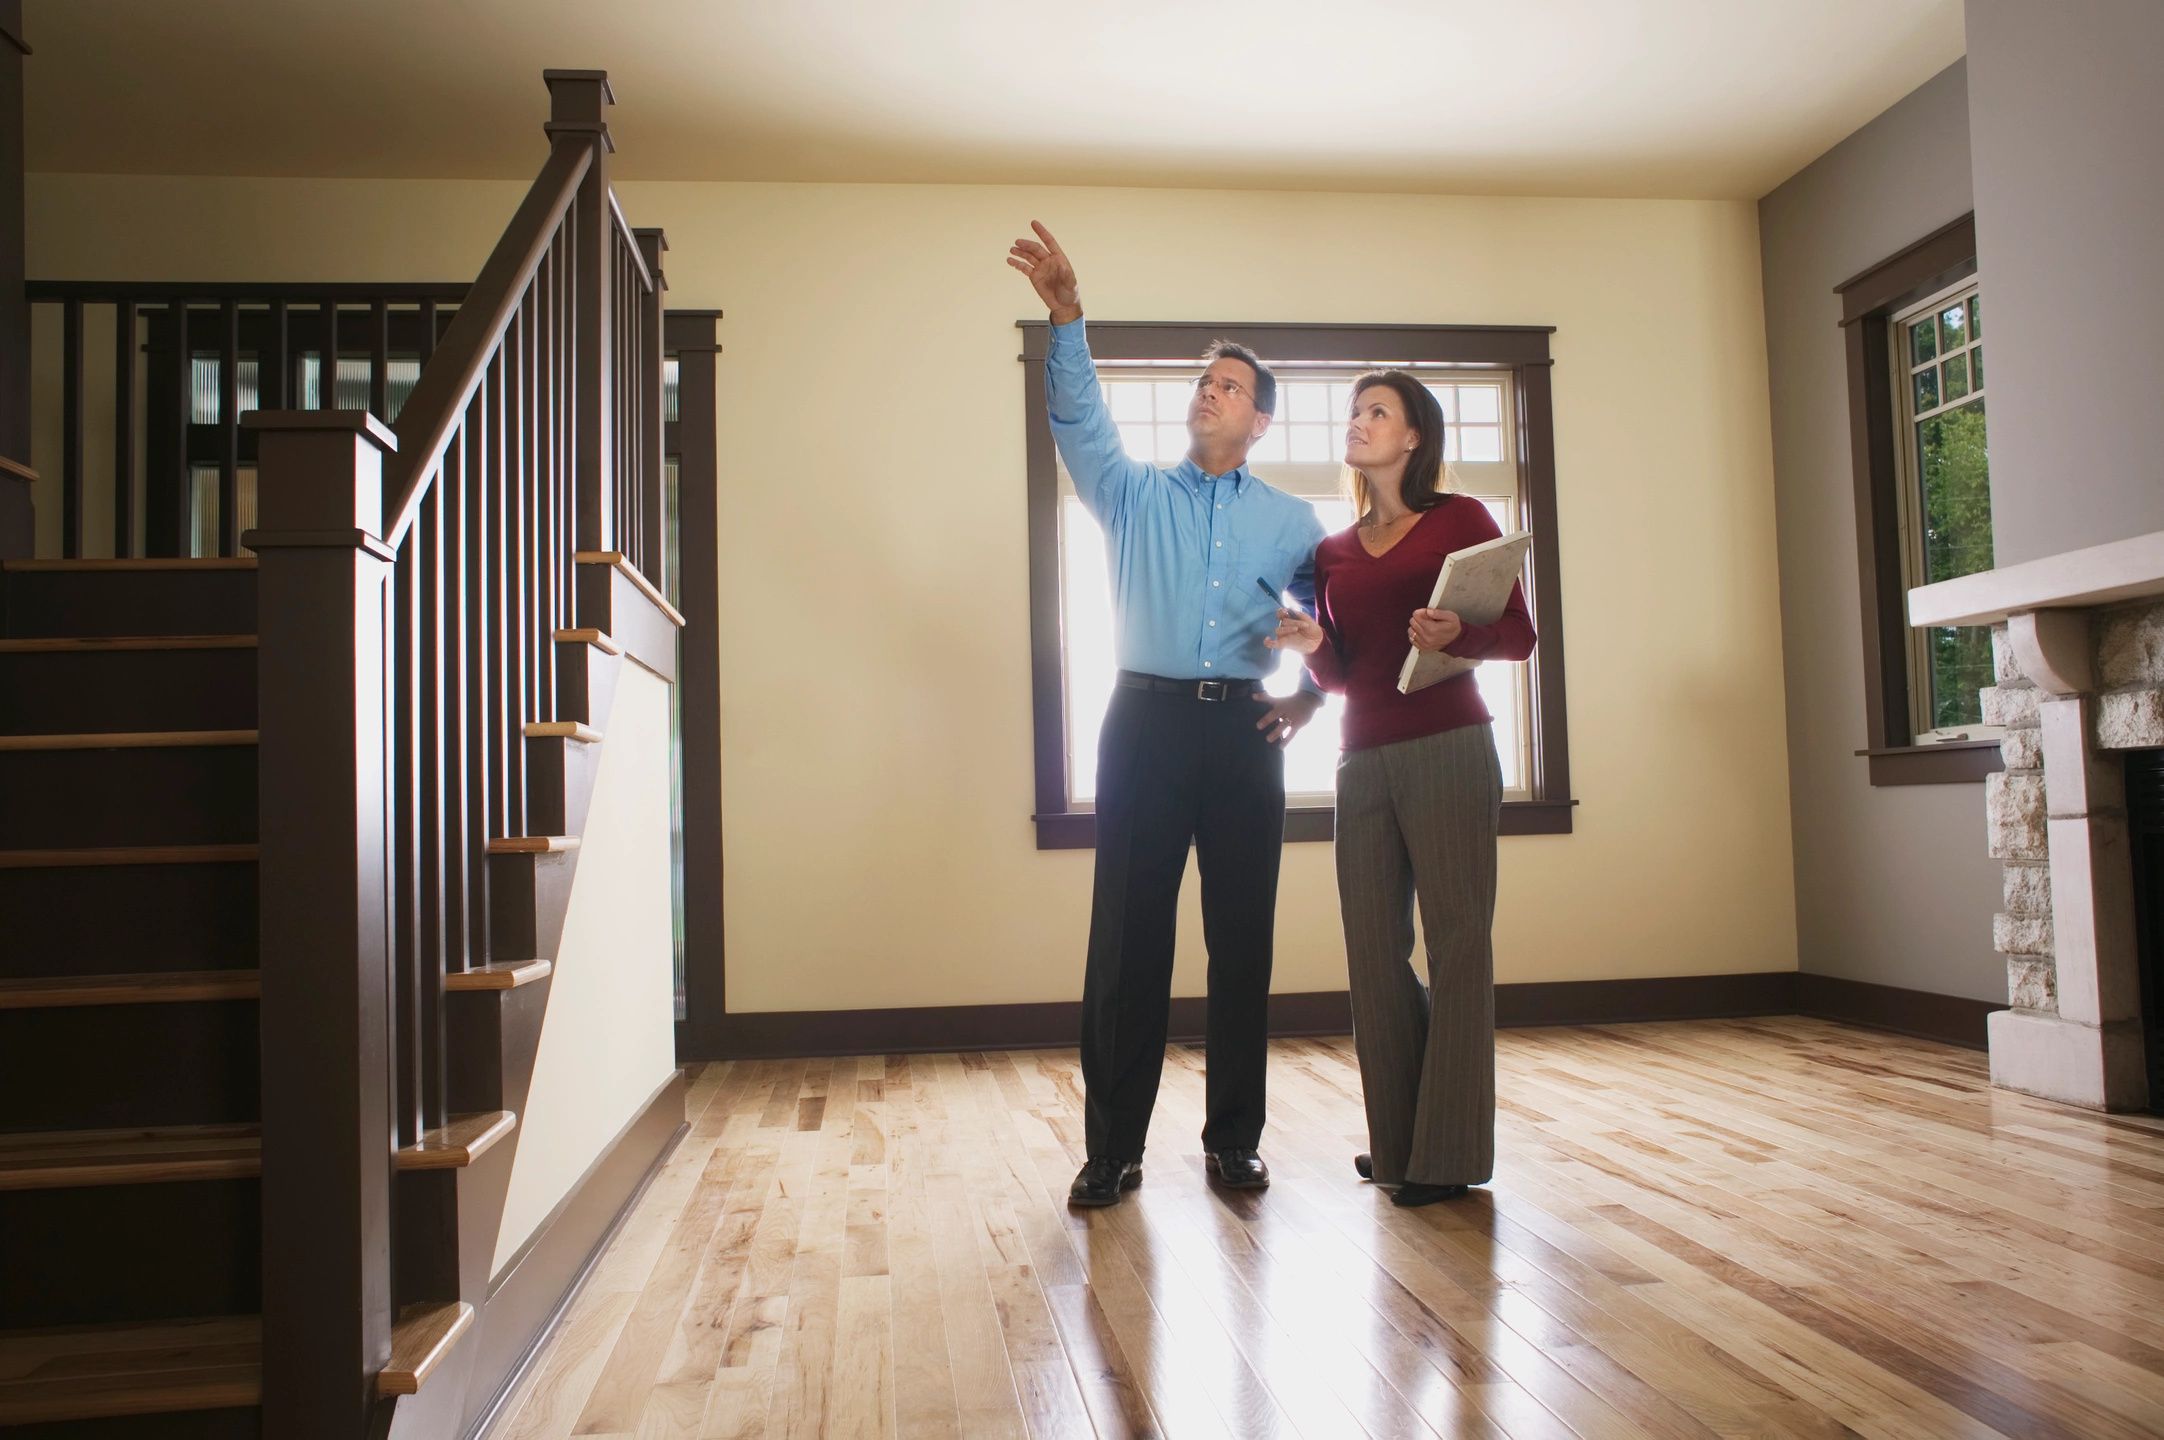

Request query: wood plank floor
[{"left": 491, "top": 1018, "right": 2164, "bottom": 1439}]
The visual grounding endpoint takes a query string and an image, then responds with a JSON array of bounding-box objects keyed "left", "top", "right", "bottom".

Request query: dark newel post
[
  {"left": 0, "top": 2, "right": 32, "bottom": 557},
  {"left": 248, "top": 409, "right": 400, "bottom": 1435},
  {"left": 634, "top": 228, "right": 666, "bottom": 580},
  {"left": 546, "top": 68, "right": 614, "bottom": 555}
]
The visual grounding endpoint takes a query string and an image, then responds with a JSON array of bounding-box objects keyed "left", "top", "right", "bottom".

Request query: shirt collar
[{"left": 1174, "top": 455, "right": 1253, "bottom": 496}]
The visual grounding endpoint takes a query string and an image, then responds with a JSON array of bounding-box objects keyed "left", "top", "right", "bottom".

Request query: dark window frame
[
  {"left": 1019, "top": 319, "right": 1577, "bottom": 850},
  {"left": 1834, "top": 215, "right": 2004, "bottom": 787}
]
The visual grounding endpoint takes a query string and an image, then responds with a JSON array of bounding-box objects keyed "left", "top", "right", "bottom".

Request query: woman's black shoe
[
  {"left": 1354, "top": 1153, "right": 1374, "bottom": 1181},
  {"left": 1390, "top": 1182, "right": 1469, "bottom": 1208},
  {"left": 1068, "top": 1158, "right": 1142, "bottom": 1207}
]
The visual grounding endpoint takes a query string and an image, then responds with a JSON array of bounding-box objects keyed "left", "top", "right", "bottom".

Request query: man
[{"left": 1008, "top": 221, "right": 1326, "bottom": 1207}]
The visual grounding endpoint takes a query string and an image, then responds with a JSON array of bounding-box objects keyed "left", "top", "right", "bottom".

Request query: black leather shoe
[
  {"left": 1391, "top": 1182, "right": 1469, "bottom": 1208},
  {"left": 1354, "top": 1153, "right": 1373, "bottom": 1181},
  {"left": 1069, "top": 1158, "right": 1142, "bottom": 1207},
  {"left": 1204, "top": 1149, "right": 1270, "bottom": 1189}
]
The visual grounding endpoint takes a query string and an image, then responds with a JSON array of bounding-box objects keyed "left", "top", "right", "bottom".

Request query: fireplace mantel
[{"left": 1907, "top": 530, "right": 2163, "bottom": 1111}]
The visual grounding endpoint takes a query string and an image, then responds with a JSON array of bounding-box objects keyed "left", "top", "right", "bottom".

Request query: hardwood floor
[{"left": 491, "top": 1018, "right": 2164, "bottom": 1438}]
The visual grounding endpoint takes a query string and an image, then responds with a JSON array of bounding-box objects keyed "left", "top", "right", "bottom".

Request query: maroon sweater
[{"left": 1305, "top": 497, "right": 1538, "bottom": 751}]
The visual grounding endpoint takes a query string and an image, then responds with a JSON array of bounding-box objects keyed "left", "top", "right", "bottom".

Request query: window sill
[
  {"left": 1034, "top": 798, "right": 1577, "bottom": 850},
  {"left": 1856, "top": 739, "right": 2002, "bottom": 787}
]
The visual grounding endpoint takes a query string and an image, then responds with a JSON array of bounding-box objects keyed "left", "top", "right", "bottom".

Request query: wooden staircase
[{"left": 0, "top": 557, "right": 609, "bottom": 1434}]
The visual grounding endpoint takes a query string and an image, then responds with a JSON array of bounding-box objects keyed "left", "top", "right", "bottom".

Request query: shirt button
[
  {"left": 1211, "top": 580, "right": 1220, "bottom": 587},
  {"left": 1215, "top": 540, "right": 1222, "bottom": 548},
  {"left": 1203, "top": 661, "right": 1213, "bottom": 668},
  {"left": 1208, "top": 620, "right": 1216, "bottom": 627}
]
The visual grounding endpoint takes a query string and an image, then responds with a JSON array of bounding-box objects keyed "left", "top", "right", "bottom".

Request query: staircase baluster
[{"left": 60, "top": 297, "right": 82, "bottom": 557}]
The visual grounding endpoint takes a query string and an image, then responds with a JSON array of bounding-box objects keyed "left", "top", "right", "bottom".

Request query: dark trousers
[{"left": 1080, "top": 683, "right": 1286, "bottom": 1162}]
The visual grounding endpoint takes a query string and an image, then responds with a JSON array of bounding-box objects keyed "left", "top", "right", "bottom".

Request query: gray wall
[
  {"left": 1966, "top": 0, "right": 2164, "bottom": 565},
  {"left": 1759, "top": 60, "right": 2004, "bottom": 1002}
]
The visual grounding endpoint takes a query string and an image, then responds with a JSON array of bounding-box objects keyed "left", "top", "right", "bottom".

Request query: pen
[{"left": 1257, "top": 577, "right": 1306, "bottom": 616}]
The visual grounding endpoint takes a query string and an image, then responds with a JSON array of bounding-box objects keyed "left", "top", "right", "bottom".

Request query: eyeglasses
[{"left": 1195, "top": 375, "right": 1249, "bottom": 403}]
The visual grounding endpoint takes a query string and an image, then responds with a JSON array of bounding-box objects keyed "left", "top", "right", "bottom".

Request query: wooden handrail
[
  {"left": 382, "top": 140, "right": 592, "bottom": 549},
  {"left": 609, "top": 192, "right": 655, "bottom": 295},
  {"left": 0, "top": 455, "right": 36, "bottom": 484}
]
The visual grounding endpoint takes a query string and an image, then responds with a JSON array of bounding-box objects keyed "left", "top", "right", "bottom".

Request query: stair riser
[
  {"left": 0, "top": 1002, "right": 258, "bottom": 1130},
  {"left": 553, "top": 642, "right": 621, "bottom": 728},
  {"left": 0, "top": 746, "right": 257, "bottom": 849},
  {"left": 525, "top": 735, "right": 598, "bottom": 837},
  {"left": 0, "top": 1179, "right": 258, "bottom": 1330},
  {"left": 0, "top": 567, "right": 257, "bottom": 640},
  {"left": 0, "top": 861, "right": 256, "bottom": 979},
  {"left": 0, "top": 648, "right": 257, "bottom": 735},
  {"left": 487, "top": 850, "right": 576, "bottom": 968}
]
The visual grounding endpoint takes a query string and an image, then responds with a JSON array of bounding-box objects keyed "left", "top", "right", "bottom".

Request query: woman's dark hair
[{"left": 1348, "top": 369, "right": 1450, "bottom": 517}]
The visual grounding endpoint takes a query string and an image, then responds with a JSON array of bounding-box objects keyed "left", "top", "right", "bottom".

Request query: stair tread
[
  {"left": 0, "top": 971, "right": 260, "bottom": 1009},
  {"left": 0, "top": 729, "right": 257, "bottom": 752},
  {"left": 0, "top": 635, "right": 257, "bottom": 653},
  {"left": 575, "top": 549, "right": 688, "bottom": 627},
  {"left": 396, "top": 1110, "right": 516, "bottom": 1170},
  {"left": 554, "top": 626, "right": 622, "bottom": 655},
  {"left": 0, "top": 1316, "right": 261, "bottom": 1422},
  {"left": 486, "top": 835, "right": 579, "bottom": 855},
  {"left": 0, "top": 1124, "right": 261, "bottom": 1191},
  {"left": 525, "top": 721, "right": 602, "bottom": 743},
  {"left": 0, "top": 844, "right": 259, "bottom": 869},
  {"left": 379, "top": 1300, "right": 473, "bottom": 1398},
  {"left": 1, "top": 558, "right": 257, "bottom": 573},
  {"left": 445, "top": 959, "right": 553, "bottom": 991}
]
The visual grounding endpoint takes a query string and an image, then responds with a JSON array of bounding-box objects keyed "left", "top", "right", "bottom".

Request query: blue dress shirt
[{"left": 1046, "top": 318, "right": 1325, "bottom": 689}]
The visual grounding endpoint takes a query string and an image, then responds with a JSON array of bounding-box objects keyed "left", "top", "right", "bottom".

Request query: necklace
[{"left": 1361, "top": 509, "right": 1419, "bottom": 530}]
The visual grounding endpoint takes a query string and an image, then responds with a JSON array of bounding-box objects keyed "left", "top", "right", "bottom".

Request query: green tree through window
[{"left": 1917, "top": 398, "right": 1992, "bottom": 729}]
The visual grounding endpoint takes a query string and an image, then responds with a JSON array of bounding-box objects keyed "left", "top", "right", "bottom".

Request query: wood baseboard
[
  {"left": 1794, "top": 973, "right": 2000, "bottom": 1050},
  {"left": 695, "top": 972, "right": 1805, "bottom": 1061},
  {"left": 458, "top": 1070, "right": 687, "bottom": 1440}
]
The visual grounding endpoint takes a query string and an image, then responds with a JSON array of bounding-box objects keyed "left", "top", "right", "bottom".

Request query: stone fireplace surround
[{"left": 1910, "top": 530, "right": 2164, "bottom": 1111}]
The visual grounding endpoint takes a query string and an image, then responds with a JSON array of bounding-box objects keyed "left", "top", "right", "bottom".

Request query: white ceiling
[{"left": 22, "top": 0, "right": 1966, "bottom": 199}]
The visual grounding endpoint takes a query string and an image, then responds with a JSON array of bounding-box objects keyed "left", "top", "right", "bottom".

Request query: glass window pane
[
  {"left": 187, "top": 464, "right": 219, "bottom": 557},
  {"left": 384, "top": 358, "right": 421, "bottom": 421},
  {"left": 1117, "top": 423, "right": 1151, "bottom": 459},
  {"left": 190, "top": 356, "right": 220, "bottom": 424},
  {"left": 1287, "top": 381, "right": 1328, "bottom": 423},
  {"left": 1443, "top": 429, "right": 1459, "bottom": 463},
  {"left": 1969, "top": 292, "right": 1982, "bottom": 341},
  {"left": 1249, "top": 424, "right": 1288, "bottom": 463},
  {"left": 1915, "top": 397, "right": 1992, "bottom": 587},
  {"left": 1060, "top": 497, "right": 1117, "bottom": 803},
  {"left": 1289, "top": 424, "right": 1334, "bottom": 462},
  {"left": 1474, "top": 661, "right": 1523, "bottom": 792},
  {"left": 662, "top": 358, "right": 681, "bottom": 423},
  {"left": 1942, "top": 352, "right": 1970, "bottom": 402},
  {"left": 1914, "top": 367, "right": 1939, "bottom": 412},
  {"left": 1909, "top": 318, "right": 1937, "bottom": 366},
  {"left": 1928, "top": 624, "right": 1994, "bottom": 731},
  {"left": 1328, "top": 382, "right": 1354, "bottom": 419},
  {"left": 1462, "top": 426, "right": 1502, "bottom": 462},
  {"left": 1971, "top": 346, "right": 1984, "bottom": 391},
  {"left": 1939, "top": 301, "right": 1968, "bottom": 353},
  {"left": 1482, "top": 499, "right": 1510, "bottom": 532},
  {"left": 1154, "top": 424, "right": 1187, "bottom": 463},
  {"left": 1458, "top": 385, "right": 1500, "bottom": 422},
  {"left": 1428, "top": 385, "right": 1455, "bottom": 424},
  {"left": 298, "top": 353, "right": 321, "bottom": 410},
  {"left": 1153, "top": 381, "right": 1191, "bottom": 418},
  {"left": 1107, "top": 381, "right": 1151, "bottom": 421}
]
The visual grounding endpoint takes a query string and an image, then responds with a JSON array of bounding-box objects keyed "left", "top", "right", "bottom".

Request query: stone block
[
  {"left": 1985, "top": 771, "right": 2048, "bottom": 861},
  {"left": 2096, "top": 689, "right": 2164, "bottom": 750},
  {"left": 2096, "top": 603, "right": 2164, "bottom": 688},
  {"left": 1988, "top": 1010, "right": 2150, "bottom": 1111},
  {"left": 1982, "top": 684, "right": 2041, "bottom": 730},
  {"left": 1992, "top": 624, "right": 2023, "bottom": 685},
  {"left": 2041, "top": 698, "right": 2122, "bottom": 818},
  {"left": 2006, "top": 956, "right": 2058, "bottom": 1010},
  {"left": 2045, "top": 814, "right": 2143, "bottom": 1026},
  {"left": 1994, "top": 911, "right": 2053, "bottom": 957},
  {"left": 2002, "top": 861, "right": 2052, "bottom": 917},
  {"left": 1999, "top": 727, "right": 2043, "bottom": 771}
]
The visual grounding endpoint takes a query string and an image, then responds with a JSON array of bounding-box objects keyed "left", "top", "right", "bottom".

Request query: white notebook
[{"left": 1396, "top": 529, "right": 1534, "bottom": 695}]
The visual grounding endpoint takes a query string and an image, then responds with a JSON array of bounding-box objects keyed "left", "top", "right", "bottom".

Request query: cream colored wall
[
  {"left": 493, "top": 660, "right": 678, "bottom": 1271},
  {"left": 27, "top": 172, "right": 1799, "bottom": 1013}
]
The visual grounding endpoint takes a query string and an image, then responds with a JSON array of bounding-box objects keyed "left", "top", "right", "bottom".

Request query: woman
[{"left": 1267, "top": 371, "right": 1535, "bottom": 1207}]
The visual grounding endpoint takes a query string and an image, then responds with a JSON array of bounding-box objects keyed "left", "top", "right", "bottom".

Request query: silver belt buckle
[{"left": 1195, "top": 679, "right": 1230, "bottom": 701}]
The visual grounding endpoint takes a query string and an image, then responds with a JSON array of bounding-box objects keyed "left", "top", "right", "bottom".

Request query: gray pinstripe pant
[{"left": 1335, "top": 722, "right": 1501, "bottom": 1187}]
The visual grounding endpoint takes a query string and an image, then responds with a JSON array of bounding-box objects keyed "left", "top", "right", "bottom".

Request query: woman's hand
[
  {"left": 1408, "top": 608, "right": 1463, "bottom": 653},
  {"left": 1265, "top": 607, "right": 1326, "bottom": 656}
]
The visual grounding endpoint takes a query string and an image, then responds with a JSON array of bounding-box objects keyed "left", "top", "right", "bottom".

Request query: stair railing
[{"left": 245, "top": 69, "right": 664, "bottom": 1434}]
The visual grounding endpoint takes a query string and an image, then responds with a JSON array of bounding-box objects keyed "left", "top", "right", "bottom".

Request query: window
[
  {"left": 1891, "top": 281, "right": 1994, "bottom": 740},
  {"left": 1022, "top": 321, "right": 1575, "bottom": 848},
  {"left": 1836, "top": 216, "right": 2004, "bottom": 786}
]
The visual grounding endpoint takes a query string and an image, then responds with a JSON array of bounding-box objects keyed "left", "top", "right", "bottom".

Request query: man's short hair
[{"left": 1201, "top": 339, "right": 1278, "bottom": 419}]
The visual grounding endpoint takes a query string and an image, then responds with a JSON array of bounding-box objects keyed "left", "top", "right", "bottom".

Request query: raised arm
[{"left": 1009, "top": 221, "right": 1152, "bottom": 528}]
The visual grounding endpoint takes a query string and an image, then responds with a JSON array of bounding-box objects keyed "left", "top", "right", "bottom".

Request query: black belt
[{"left": 1115, "top": 670, "right": 1263, "bottom": 702}]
